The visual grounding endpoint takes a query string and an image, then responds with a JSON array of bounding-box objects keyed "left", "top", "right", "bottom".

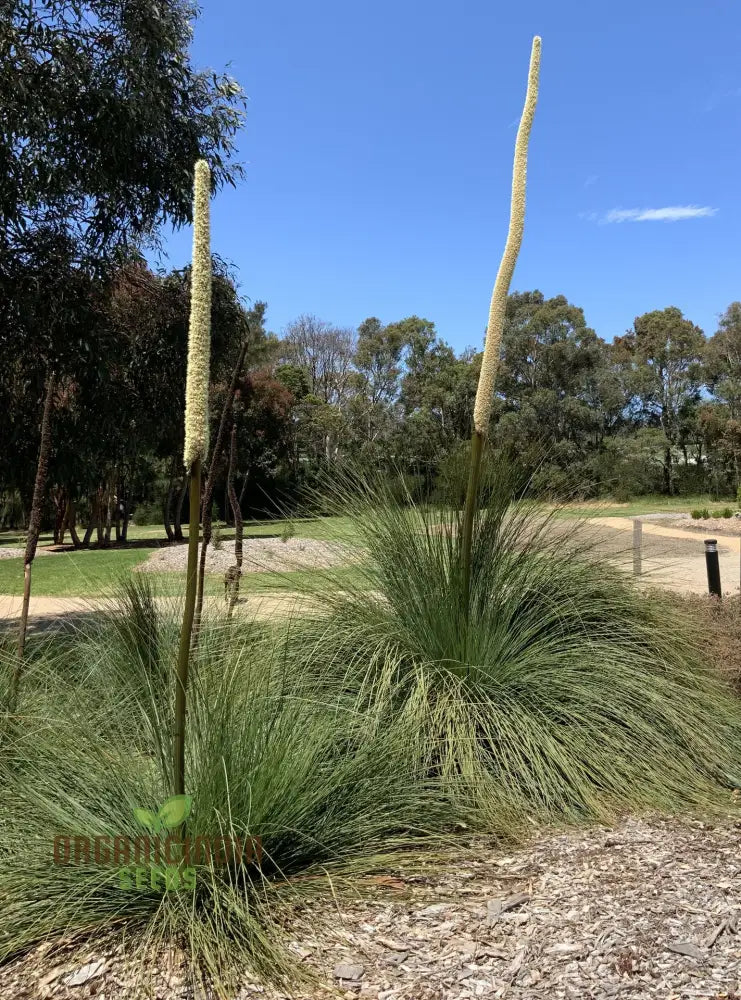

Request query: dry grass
[{"left": 661, "top": 591, "right": 741, "bottom": 690}]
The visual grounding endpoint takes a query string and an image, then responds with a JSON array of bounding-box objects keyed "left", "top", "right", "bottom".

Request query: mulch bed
[{"left": 3, "top": 813, "right": 741, "bottom": 999}]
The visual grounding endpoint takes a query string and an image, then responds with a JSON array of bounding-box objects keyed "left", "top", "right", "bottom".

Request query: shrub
[
  {"left": 691, "top": 509, "right": 703, "bottom": 520},
  {"left": 133, "top": 501, "right": 161, "bottom": 526},
  {"left": 282, "top": 461, "right": 741, "bottom": 833},
  {"left": 701, "top": 508, "right": 711, "bottom": 519},
  {"left": 280, "top": 520, "right": 295, "bottom": 544},
  {"left": 723, "top": 508, "right": 734, "bottom": 519}
]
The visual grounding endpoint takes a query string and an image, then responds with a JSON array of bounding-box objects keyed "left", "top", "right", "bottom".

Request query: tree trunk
[
  {"left": 103, "top": 477, "right": 114, "bottom": 548},
  {"left": 67, "top": 498, "right": 81, "bottom": 548},
  {"left": 163, "top": 467, "right": 175, "bottom": 543},
  {"left": 121, "top": 485, "right": 130, "bottom": 542},
  {"left": 192, "top": 338, "right": 250, "bottom": 643},
  {"left": 95, "top": 487, "right": 104, "bottom": 545},
  {"left": 663, "top": 446, "right": 673, "bottom": 496},
  {"left": 82, "top": 494, "right": 98, "bottom": 548},
  {"left": 114, "top": 474, "right": 121, "bottom": 543},
  {"left": 13, "top": 373, "right": 55, "bottom": 710},
  {"left": 173, "top": 474, "right": 188, "bottom": 542},
  {"left": 226, "top": 422, "right": 243, "bottom": 614}
]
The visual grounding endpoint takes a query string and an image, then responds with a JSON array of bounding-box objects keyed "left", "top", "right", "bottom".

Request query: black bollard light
[{"left": 704, "top": 538, "right": 722, "bottom": 599}]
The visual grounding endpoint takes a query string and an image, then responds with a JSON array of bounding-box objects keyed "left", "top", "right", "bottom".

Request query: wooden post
[{"left": 632, "top": 518, "right": 642, "bottom": 577}]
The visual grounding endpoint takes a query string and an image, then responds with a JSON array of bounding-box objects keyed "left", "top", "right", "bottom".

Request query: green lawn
[
  {"left": 0, "top": 516, "right": 363, "bottom": 597},
  {"left": 555, "top": 494, "right": 737, "bottom": 519}
]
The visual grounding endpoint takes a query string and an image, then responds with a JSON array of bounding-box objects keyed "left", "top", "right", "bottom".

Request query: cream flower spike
[
  {"left": 473, "top": 36, "right": 541, "bottom": 435},
  {"left": 183, "top": 158, "right": 213, "bottom": 469}
]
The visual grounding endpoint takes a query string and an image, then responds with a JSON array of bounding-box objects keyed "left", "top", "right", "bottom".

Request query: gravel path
[
  {"left": 0, "top": 545, "right": 53, "bottom": 560},
  {"left": 136, "top": 537, "right": 360, "bottom": 575},
  {"left": 654, "top": 515, "right": 741, "bottom": 537},
  {"left": 3, "top": 813, "right": 741, "bottom": 999}
]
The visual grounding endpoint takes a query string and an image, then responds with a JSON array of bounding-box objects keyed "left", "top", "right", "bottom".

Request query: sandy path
[
  {"left": 0, "top": 592, "right": 312, "bottom": 630},
  {"left": 589, "top": 516, "right": 741, "bottom": 595}
]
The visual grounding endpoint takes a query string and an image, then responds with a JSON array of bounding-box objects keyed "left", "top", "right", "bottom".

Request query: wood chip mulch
[{"left": 2, "top": 814, "right": 741, "bottom": 999}]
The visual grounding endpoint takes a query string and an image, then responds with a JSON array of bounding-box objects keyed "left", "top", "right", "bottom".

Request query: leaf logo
[{"left": 133, "top": 795, "right": 192, "bottom": 833}]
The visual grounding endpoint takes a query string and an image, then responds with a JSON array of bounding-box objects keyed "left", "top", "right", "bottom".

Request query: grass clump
[
  {"left": 281, "top": 460, "right": 741, "bottom": 834},
  {"left": 0, "top": 599, "right": 454, "bottom": 995}
]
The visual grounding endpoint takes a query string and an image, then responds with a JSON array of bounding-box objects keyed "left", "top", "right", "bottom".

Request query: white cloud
[{"left": 603, "top": 205, "right": 717, "bottom": 223}]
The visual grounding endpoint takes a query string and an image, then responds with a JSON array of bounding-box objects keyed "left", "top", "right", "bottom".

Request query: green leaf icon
[
  {"left": 157, "top": 795, "right": 192, "bottom": 829},
  {"left": 133, "top": 808, "right": 160, "bottom": 832}
]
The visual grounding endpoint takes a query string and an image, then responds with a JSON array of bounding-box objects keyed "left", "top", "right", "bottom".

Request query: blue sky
[{"left": 160, "top": 0, "right": 741, "bottom": 352}]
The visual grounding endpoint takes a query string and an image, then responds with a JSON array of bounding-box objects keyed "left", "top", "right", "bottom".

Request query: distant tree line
[{"left": 4, "top": 262, "right": 741, "bottom": 540}]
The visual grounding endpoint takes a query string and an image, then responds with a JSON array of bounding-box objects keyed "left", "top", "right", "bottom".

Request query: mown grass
[
  {"left": 559, "top": 493, "right": 739, "bottom": 519},
  {"left": 0, "top": 516, "right": 365, "bottom": 597}
]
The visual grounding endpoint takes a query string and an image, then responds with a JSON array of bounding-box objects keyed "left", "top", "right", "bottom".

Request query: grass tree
[
  {"left": 280, "top": 465, "right": 741, "bottom": 832},
  {"left": 175, "top": 158, "right": 212, "bottom": 799},
  {"left": 461, "top": 35, "right": 541, "bottom": 614}
]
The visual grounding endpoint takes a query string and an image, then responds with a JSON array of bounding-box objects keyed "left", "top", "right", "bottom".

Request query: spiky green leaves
[
  {"left": 473, "top": 36, "right": 541, "bottom": 435},
  {"left": 183, "top": 159, "right": 212, "bottom": 469}
]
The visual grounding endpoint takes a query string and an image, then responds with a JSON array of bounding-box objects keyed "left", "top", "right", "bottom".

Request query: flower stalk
[
  {"left": 174, "top": 158, "right": 212, "bottom": 799},
  {"left": 461, "top": 36, "right": 541, "bottom": 616}
]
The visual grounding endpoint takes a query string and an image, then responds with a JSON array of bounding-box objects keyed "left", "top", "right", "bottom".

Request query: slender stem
[
  {"left": 174, "top": 457, "right": 201, "bottom": 798},
  {"left": 461, "top": 429, "right": 484, "bottom": 621},
  {"left": 192, "top": 337, "right": 250, "bottom": 645},
  {"left": 13, "top": 562, "right": 33, "bottom": 694},
  {"left": 12, "top": 372, "right": 55, "bottom": 712}
]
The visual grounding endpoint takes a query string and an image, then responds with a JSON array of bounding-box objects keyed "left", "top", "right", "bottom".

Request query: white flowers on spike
[
  {"left": 183, "top": 159, "right": 212, "bottom": 469},
  {"left": 473, "top": 36, "right": 541, "bottom": 436}
]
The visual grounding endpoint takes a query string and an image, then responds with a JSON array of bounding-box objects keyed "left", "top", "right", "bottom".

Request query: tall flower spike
[
  {"left": 183, "top": 159, "right": 212, "bottom": 469},
  {"left": 472, "top": 36, "right": 541, "bottom": 435}
]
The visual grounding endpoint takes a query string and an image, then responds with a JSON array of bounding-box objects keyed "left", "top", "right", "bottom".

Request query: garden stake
[{"left": 632, "top": 518, "right": 642, "bottom": 577}]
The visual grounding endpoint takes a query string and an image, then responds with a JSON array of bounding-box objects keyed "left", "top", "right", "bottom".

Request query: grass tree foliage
[
  {"left": 0, "top": 596, "right": 456, "bottom": 992},
  {"left": 281, "top": 457, "right": 741, "bottom": 834}
]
